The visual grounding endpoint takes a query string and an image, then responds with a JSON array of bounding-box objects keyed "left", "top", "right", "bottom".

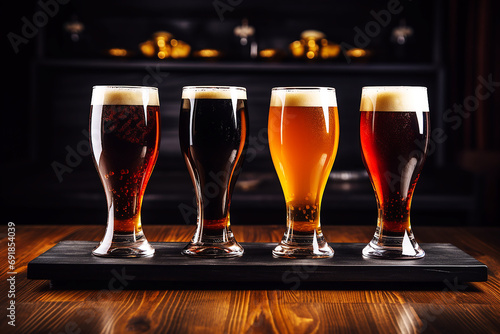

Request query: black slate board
[{"left": 27, "top": 241, "right": 487, "bottom": 284}]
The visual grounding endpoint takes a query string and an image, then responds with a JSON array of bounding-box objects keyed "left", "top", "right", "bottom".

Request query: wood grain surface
[{"left": 1, "top": 225, "right": 500, "bottom": 333}]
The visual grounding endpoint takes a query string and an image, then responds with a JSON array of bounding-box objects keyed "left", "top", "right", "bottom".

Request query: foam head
[
  {"left": 182, "top": 86, "right": 247, "bottom": 100},
  {"left": 270, "top": 87, "right": 337, "bottom": 107},
  {"left": 91, "top": 86, "right": 159, "bottom": 106},
  {"left": 360, "top": 86, "right": 429, "bottom": 112}
]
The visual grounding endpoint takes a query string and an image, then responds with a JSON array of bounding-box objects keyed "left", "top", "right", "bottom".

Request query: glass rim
[
  {"left": 91, "top": 85, "right": 159, "bottom": 106},
  {"left": 270, "top": 86, "right": 337, "bottom": 107},
  {"left": 361, "top": 86, "right": 427, "bottom": 91},
  {"left": 182, "top": 85, "right": 246, "bottom": 91},
  {"left": 272, "top": 86, "right": 335, "bottom": 92},
  {"left": 92, "top": 85, "right": 158, "bottom": 91},
  {"left": 360, "top": 86, "right": 429, "bottom": 112}
]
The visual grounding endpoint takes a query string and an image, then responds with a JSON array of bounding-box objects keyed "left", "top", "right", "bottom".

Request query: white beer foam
[
  {"left": 360, "top": 86, "right": 429, "bottom": 112},
  {"left": 270, "top": 88, "right": 337, "bottom": 107},
  {"left": 182, "top": 86, "right": 247, "bottom": 99},
  {"left": 91, "top": 86, "right": 159, "bottom": 106}
]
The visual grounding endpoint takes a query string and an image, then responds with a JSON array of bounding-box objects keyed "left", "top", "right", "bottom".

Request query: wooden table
[{"left": 2, "top": 225, "right": 500, "bottom": 333}]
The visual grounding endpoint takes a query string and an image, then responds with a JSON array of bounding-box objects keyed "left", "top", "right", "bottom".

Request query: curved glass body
[
  {"left": 179, "top": 86, "right": 248, "bottom": 257},
  {"left": 360, "top": 86, "right": 430, "bottom": 259},
  {"left": 90, "top": 86, "right": 160, "bottom": 257},
  {"left": 268, "top": 87, "right": 339, "bottom": 258}
]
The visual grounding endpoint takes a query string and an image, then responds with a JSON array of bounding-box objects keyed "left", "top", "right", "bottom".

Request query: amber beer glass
[
  {"left": 268, "top": 87, "right": 339, "bottom": 258},
  {"left": 179, "top": 86, "right": 248, "bottom": 257},
  {"left": 90, "top": 86, "right": 160, "bottom": 257},
  {"left": 360, "top": 86, "right": 430, "bottom": 259}
]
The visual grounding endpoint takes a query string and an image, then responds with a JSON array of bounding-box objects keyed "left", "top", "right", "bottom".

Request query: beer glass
[
  {"left": 90, "top": 86, "right": 160, "bottom": 257},
  {"left": 268, "top": 87, "right": 339, "bottom": 258},
  {"left": 360, "top": 86, "right": 429, "bottom": 259},
  {"left": 179, "top": 86, "right": 248, "bottom": 257}
]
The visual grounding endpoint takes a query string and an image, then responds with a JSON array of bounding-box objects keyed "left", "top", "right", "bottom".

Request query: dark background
[{"left": 3, "top": 0, "right": 499, "bottom": 227}]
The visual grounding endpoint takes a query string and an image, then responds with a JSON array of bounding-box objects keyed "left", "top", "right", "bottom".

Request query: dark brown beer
[
  {"left": 180, "top": 98, "right": 247, "bottom": 230},
  {"left": 360, "top": 110, "right": 429, "bottom": 233},
  {"left": 360, "top": 86, "right": 429, "bottom": 259},
  {"left": 90, "top": 88, "right": 160, "bottom": 236}
]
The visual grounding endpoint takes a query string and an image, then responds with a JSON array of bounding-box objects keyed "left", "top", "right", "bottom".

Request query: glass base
[
  {"left": 181, "top": 237, "right": 244, "bottom": 258},
  {"left": 362, "top": 228, "right": 425, "bottom": 260},
  {"left": 272, "top": 231, "right": 334, "bottom": 259},
  {"left": 92, "top": 232, "right": 155, "bottom": 258}
]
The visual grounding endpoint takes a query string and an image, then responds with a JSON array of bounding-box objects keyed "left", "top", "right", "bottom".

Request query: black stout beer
[
  {"left": 360, "top": 86, "right": 429, "bottom": 259},
  {"left": 90, "top": 86, "right": 160, "bottom": 257},
  {"left": 179, "top": 86, "right": 248, "bottom": 257}
]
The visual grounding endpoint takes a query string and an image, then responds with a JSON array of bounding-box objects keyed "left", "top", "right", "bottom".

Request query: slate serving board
[{"left": 27, "top": 241, "right": 487, "bottom": 284}]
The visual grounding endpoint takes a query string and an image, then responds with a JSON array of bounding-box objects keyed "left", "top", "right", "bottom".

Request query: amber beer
[
  {"left": 360, "top": 86, "right": 429, "bottom": 259},
  {"left": 268, "top": 87, "right": 339, "bottom": 258},
  {"left": 90, "top": 86, "right": 160, "bottom": 257},
  {"left": 179, "top": 86, "right": 248, "bottom": 257}
]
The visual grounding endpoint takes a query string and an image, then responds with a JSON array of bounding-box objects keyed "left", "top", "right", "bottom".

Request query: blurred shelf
[{"left": 37, "top": 58, "right": 439, "bottom": 74}]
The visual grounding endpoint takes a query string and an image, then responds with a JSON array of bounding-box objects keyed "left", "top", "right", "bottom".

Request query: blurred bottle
[{"left": 234, "top": 18, "right": 257, "bottom": 60}]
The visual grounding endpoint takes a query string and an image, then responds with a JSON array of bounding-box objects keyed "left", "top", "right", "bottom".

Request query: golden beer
[{"left": 268, "top": 87, "right": 339, "bottom": 258}]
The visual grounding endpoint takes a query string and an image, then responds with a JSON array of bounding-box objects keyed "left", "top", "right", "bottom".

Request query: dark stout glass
[
  {"left": 179, "top": 86, "right": 247, "bottom": 257},
  {"left": 90, "top": 86, "right": 160, "bottom": 257},
  {"left": 360, "top": 86, "right": 429, "bottom": 259}
]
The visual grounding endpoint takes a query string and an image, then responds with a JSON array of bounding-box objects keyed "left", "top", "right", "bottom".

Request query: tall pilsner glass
[
  {"left": 90, "top": 86, "right": 160, "bottom": 257},
  {"left": 360, "top": 86, "right": 430, "bottom": 259},
  {"left": 179, "top": 86, "right": 248, "bottom": 257},
  {"left": 268, "top": 87, "right": 339, "bottom": 258}
]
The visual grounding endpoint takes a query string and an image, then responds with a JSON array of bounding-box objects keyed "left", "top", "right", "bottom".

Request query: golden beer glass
[{"left": 268, "top": 87, "right": 339, "bottom": 258}]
